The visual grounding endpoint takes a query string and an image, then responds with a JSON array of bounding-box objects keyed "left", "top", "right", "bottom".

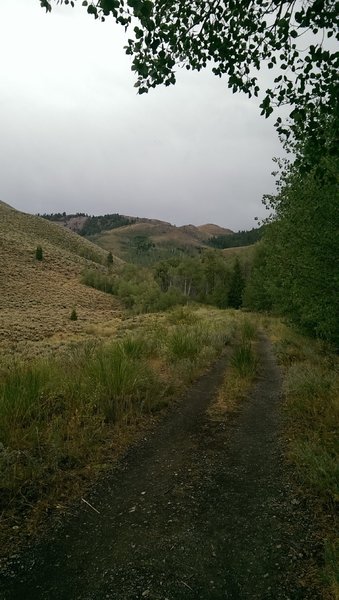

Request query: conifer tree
[
  {"left": 35, "top": 245, "right": 43, "bottom": 261},
  {"left": 228, "top": 259, "right": 245, "bottom": 309}
]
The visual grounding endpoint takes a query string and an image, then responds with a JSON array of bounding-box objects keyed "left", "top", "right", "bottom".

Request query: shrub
[
  {"left": 81, "top": 269, "right": 116, "bottom": 294},
  {"left": 35, "top": 245, "right": 43, "bottom": 260},
  {"left": 70, "top": 308, "right": 78, "bottom": 321}
]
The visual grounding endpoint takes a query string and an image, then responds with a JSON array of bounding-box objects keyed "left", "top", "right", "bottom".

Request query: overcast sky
[{"left": 0, "top": 0, "right": 284, "bottom": 230}]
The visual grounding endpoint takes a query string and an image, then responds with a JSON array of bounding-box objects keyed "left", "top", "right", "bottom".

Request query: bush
[
  {"left": 81, "top": 269, "right": 116, "bottom": 294},
  {"left": 70, "top": 308, "right": 78, "bottom": 321},
  {"left": 35, "top": 245, "right": 43, "bottom": 260}
]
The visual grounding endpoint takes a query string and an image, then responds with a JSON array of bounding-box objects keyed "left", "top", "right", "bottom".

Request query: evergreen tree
[
  {"left": 228, "top": 259, "right": 245, "bottom": 309},
  {"left": 35, "top": 245, "right": 43, "bottom": 261},
  {"left": 70, "top": 308, "right": 78, "bottom": 321},
  {"left": 106, "top": 251, "right": 113, "bottom": 268}
]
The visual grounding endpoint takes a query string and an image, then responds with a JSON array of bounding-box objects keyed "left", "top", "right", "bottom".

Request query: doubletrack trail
[{"left": 0, "top": 336, "right": 320, "bottom": 599}]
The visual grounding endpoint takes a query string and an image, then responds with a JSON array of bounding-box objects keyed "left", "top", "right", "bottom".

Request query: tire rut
[{"left": 0, "top": 337, "right": 321, "bottom": 599}]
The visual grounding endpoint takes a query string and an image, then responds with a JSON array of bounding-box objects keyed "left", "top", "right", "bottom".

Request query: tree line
[{"left": 208, "top": 226, "right": 265, "bottom": 249}]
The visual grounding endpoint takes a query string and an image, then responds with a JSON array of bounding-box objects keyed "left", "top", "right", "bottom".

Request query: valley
[{"left": 0, "top": 201, "right": 337, "bottom": 599}]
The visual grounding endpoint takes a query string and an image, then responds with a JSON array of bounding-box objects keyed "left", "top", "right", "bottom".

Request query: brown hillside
[
  {"left": 0, "top": 202, "right": 123, "bottom": 359},
  {"left": 89, "top": 221, "right": 233, "bottom": 259},
  {"left": 197, "top": 223, "right": 233, "bottom": 236}
]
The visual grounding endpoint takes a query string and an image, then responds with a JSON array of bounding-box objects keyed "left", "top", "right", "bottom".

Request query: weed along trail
[{"left": 0, "top": 337, "right": 320, "bottom": 600}]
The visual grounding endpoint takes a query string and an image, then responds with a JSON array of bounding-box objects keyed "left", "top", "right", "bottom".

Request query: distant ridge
[
  {"left": 197, "top": 223, "right": 233, "bottom": 236},
  {"left": 40, "top": 211, "right": 234, "bottom": 261}
]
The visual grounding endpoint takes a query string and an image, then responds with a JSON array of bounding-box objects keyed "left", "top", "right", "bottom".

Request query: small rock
[{"left": 142, "top": 590, "right": 150, "bottom": 597}]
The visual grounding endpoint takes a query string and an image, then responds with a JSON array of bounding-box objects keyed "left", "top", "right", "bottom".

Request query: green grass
[
  {"left": 231, "top": 340, "right": 258, "bottom": 378},
  {"left": 283, "top": 363, "right": 338, "bottom": 504},
  {"left": 0, "top": 308, "right": 238, "bottom": 546},
  {"left": 166, "top": 306, "right": 198, "bottom": 325},
  {"left": 240, "top": 318, "right": 257, "bottom": 341},
  {"left": 0, "top": 340, "right": 162, "bottom": 512},
  {"left": 265, "top": 318, "right": 339, "bottom": 598},
  {"left": 167, "top": 326, "right": 204, "bottom": 362}
]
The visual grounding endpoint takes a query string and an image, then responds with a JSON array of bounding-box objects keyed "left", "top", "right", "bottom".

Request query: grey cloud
[{"left": 0, "top": 0, "right": 282, "bottom": 231}]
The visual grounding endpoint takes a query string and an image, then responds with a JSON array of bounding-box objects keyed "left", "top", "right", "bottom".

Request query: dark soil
[{"left": 0, "top": 336, "right": 321, "bottom": 599}]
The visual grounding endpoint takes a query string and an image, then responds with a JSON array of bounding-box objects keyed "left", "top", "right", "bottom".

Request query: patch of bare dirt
[{"left": 0, "top": 337, "right": 321, "bottom": 599}]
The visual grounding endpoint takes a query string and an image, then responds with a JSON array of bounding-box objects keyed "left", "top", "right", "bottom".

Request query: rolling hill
[
  {"left": 0, "top": 201, "right": 123, "bottom": 359},
  {"left": 41, "top": 212, "right": 234, "bottom": 263}
]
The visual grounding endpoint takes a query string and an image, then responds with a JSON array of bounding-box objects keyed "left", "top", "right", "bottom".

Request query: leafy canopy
[{"left": 41, "top": 1, "right": 338, "bottom": 139}]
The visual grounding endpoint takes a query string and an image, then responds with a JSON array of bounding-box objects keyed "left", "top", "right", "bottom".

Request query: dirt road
[{"left": 0, "top": 337, "right": 320, "bottom": 599}]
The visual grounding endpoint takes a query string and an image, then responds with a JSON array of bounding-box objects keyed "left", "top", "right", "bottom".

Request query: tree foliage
[
  {"left": 208, "top": 226, "right": 265, "bottom": 249},
  {"left": 80, "top": 214, "right": 134, "bottom": 236},
  {"left": 228, "top": 258, "right": 245, "bottom": 309},
  {"left": 41, "top": 0, "right": 338, "bottom": 139},
  {"left": 245, "top": 148, "right": 339, "bottom": 344}
]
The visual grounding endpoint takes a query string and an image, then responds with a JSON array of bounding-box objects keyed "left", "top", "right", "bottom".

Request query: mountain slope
[
  {"left": 87, "top": 220, "right": 234, "bottom": 262},
  {"left": 0, "top": 202, "right": 122, "bottom": 358},
  {"left": 196, "top": 223, "right": 233, "bottom": 237},
  {"left": 41, "top": 212, "right": 234, "bottom": 262}
]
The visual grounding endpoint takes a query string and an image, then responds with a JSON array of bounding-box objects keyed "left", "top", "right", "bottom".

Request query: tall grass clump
[
  {"left": 167, "top": 306, "right": 198, "bottom": 325},
  {"left": 231, "top": 340, "right": 258, "bottom": 378},
  {"left": 167, "top": 325, "right": 204, "bottom": 362},
  {"left": 119, "top": 335, "right": 150, "bottom": 360},
  {"left": 240, "top": 318, "right": 257, "bottom": 341},
  {"left": 0, "top": 360, "right": 57, "bottom": 441},
  {"left": 85, "top": 344, "right": 156, "bottom": 422}
]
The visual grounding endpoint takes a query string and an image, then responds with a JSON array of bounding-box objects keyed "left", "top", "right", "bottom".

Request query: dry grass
[
  {"left": 196, "top": 223, "right": 233, "bottom": 236},
  {"left": 0, "top": 202, "right": 123, "bottom": 359}
]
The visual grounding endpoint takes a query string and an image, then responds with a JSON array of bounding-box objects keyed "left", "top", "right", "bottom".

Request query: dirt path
[{"left": 0, "top": 336, "right": 320, "bottom": 599}]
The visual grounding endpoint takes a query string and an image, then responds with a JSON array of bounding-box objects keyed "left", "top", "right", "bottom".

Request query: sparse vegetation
[
  {"left": 0, "top": 201, "right": 121, "bottom": 361},
  {"left": 209, "top": 318, "right": 258, "bottom": 420}
]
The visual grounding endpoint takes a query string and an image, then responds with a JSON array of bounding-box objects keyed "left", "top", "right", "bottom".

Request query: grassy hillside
[
  {"left": 41, "top": 211, "right": 234, "bottom": 264},
  {"left": 0, "top": 201, "right": 123, "bottom": 359},
  {"left": 197, "top": 223, "right": 233, "bottom": 236},
  {"left": 88, "top": 220, "right": 233, "bottom": 264}
]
